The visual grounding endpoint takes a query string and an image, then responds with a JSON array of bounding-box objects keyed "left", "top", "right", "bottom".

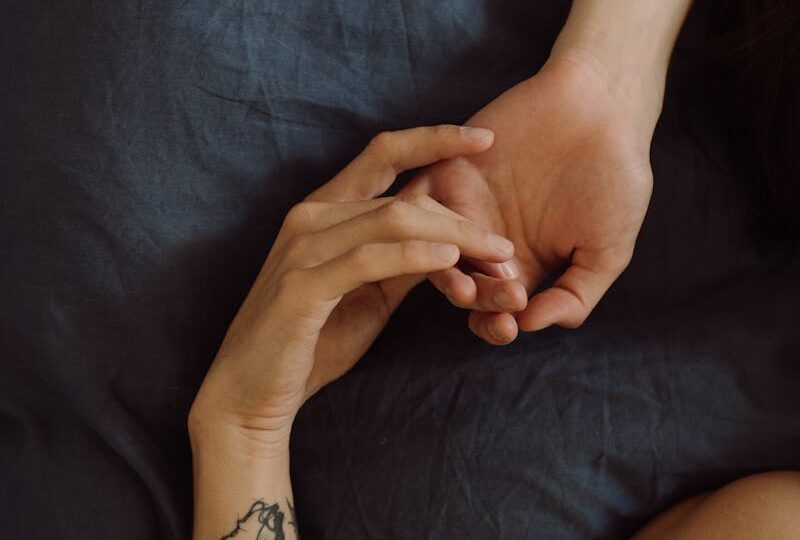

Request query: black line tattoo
[
  {"left": 287, "top": 500, "right": 297, "bottom": 533},
  {"left": 220, "top": 499, "right": 297, "bottom": 540}
]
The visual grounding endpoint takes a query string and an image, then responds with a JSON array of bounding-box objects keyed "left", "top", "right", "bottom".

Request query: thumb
[{"left": 516, "top": 249, "right": 630, "bottom": 331}]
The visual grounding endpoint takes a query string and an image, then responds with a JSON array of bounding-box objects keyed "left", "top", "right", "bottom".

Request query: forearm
[
  {"left": 190, "top": 421, "right": 298, "bottom": 540},
  {"left": 550, "top": 0, "right": 693, "bottom": 129}
]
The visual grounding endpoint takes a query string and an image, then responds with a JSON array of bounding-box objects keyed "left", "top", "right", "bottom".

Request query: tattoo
[
  {"left": 287, "top": 500, "right": 296, "bottom": 532},
  {"left": 221, "top": 499, "right": 297, "bottom": 540}
]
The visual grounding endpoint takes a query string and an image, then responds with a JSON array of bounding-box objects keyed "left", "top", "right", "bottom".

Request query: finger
[
  {"left": 516, "top": 251, "right": 629, "bottom": 331},
  {"left": 279, "top": 198, "right": 393, "bottom": 238},
  {"left": 429, "top": 269, "right": 527, "bottom": 312},
  {"left": 468, "top": 311, "right": 518, "bottom": 345},
  {"left": 284, "top": 192, "right": 496, "bottom": 236},
  {"left": 428, "top": 268, "right": 477, "bottom": 307},
  {"left": 468, "top": 273, "right": 528, "bottom": 312},
  {"left": 402, "top": 170, "right": 432, "bottom": 195},
  {"left": 428, "top": 254, "right": 526, "bottom": 309},
  {"left": 300, "top": 241, "right": 461, "bottom": 301},
  {"left": 467, "top": 257, "right": 520, "bottom": 280},
  {"left": 306, "top": 125, "right": 494, "bottom": 203},
  {"left": 285, "top": 197, "right": 515, "bottom": 268},
  {"left": 457, "top": 254, "right": 548, "bottom": 321}
]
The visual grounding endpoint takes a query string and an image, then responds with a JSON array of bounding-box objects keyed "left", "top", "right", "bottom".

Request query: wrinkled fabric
[{"left": 1, "top": 1, "right": 799, "bottom": 539}]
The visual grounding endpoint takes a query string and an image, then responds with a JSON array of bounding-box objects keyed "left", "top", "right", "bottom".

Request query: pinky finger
[{"left": 304, "top": 241, "right": 460, "bottom": 301}]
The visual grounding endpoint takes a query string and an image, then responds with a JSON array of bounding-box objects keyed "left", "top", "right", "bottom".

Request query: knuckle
[
  {"left": 285, "top": 235, "right": 328, "bottom": 269},
  {"left": 377, "top": 199, "right": 412, "bottom": 231},
  {"left": 455, "top": 218, "right": 478, "bottom": 238},
  {"left": 368, "top": 131, "right": 394, "bottom": 157},
  {"left": 283, "top": 201, "right": 316, "bottom": 233},
  {"left": 365, "top": 131, "right": 398, "bottom": 176}
]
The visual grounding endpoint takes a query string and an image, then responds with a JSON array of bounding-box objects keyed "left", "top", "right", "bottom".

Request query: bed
[{"left": 2, "top": 1, "right": 799, "bottom": 538}]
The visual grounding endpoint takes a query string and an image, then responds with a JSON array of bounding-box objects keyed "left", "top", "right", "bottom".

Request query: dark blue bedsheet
[{"left": 1, "top": 1, "right": 799, "bottom": 538}]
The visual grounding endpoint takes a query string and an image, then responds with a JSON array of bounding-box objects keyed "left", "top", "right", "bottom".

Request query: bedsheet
[{"left": 1, "top": 1, "right": 799, "bottom": 538}]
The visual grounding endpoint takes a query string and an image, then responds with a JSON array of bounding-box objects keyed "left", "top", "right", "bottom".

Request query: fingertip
[
  {"left": 472, "top": 311, "right": 517, "bottom": 345},
  {"left": 459, "top": 126, "right": 495, "bottom": 147},
  {"left": 486, "top": 312, "right": 518, "bottom": 345},
  {"left": 517, "top": 292, "right": 568, "bottom": 332},
  {"left": 432, "top": 242, "right": 460, "bottom": 265}
]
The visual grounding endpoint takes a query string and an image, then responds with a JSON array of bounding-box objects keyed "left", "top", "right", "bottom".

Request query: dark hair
[{"left": 695, "top": 1, "right": 800, "bottom": 256}]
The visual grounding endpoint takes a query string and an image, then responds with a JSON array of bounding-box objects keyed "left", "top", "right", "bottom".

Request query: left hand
[{"left": 403, "top": 53, "right": 657, "bottom": 344}]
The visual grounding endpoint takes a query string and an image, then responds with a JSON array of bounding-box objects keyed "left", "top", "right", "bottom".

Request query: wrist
[
  {"left": 548, "top": 0, "right": 693, "bottom": 132},
  {"left": 534, "top": 50, "right": 660, "bottom": 154},
  {"left": 543, "top": 47, "right": 663, "bottom": 139},
  {"left": 188, "top": 398, "right": 293, "bottom": 462},
  {"left": 190, "top": 410, "right": 296, "bottom": 540}
]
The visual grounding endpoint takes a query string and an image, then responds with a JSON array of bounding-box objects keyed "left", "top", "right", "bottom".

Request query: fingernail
[
  {"left": 460, "top": 126, "right": 494, "bottom": 140},
  {"left": 489, "top": 234, "right": 514, "bottom": 256},
  {"left": 433, "top": 243, "right": 459, "bottom": 263},
  {"left": 494, "top": 291, "right": 515, "bottom": 310},
  {"left": 488, "top": 324, "right": 504, "bottom": 342},
  {"left": 500, "top": 261, "right": 518, "bottom": 279}
]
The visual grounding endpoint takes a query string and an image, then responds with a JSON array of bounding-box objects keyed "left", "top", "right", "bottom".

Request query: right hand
[{"left": 189, "top": 125, "right": 515, "bottom": 456}]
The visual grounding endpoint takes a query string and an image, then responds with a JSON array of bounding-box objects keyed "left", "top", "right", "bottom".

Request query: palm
[{"left": 408, "top": 60, "right": 654, "bottom": 333}]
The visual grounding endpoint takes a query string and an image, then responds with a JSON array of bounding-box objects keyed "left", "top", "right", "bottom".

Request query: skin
[
  {"left": 407, "top": 0, "right": 694, "bottom": 344},
  {"left": 404, "top": 57, "right": 654, "bottom": 343},
  {"left": 189, "top": 125, "right": 514, "bottom": 540},
  {"left": 188, "top": 2, "right": 799, "bottom": 539},
  {"left": 634, "top": 472, "right": 800, "bottom": 540}
]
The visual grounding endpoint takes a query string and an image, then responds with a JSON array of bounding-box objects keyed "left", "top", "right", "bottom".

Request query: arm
[
  {"left": 406, "top": 0, "right": 694, "bottom": 343},
  {"left": 187, "top": 125, "right": 511, "bottom": 540},
  {"left": 553, "top": 0, "right": 694, "bottom": 132},
  {"left": 189, "top": 428, "right": 297, "bottom": 540}
]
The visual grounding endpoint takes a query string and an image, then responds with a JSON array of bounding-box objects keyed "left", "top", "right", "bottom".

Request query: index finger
[{"left": 307, "top": 125, "right": 494, "bottom": 203}]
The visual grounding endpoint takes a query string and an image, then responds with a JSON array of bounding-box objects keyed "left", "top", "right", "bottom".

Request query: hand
[
  {"left": 189, "top": 125, "right": 515, "bottom": 453},
  {"left": 404, "top": 54, "right": 657, "bottom": 344}
]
